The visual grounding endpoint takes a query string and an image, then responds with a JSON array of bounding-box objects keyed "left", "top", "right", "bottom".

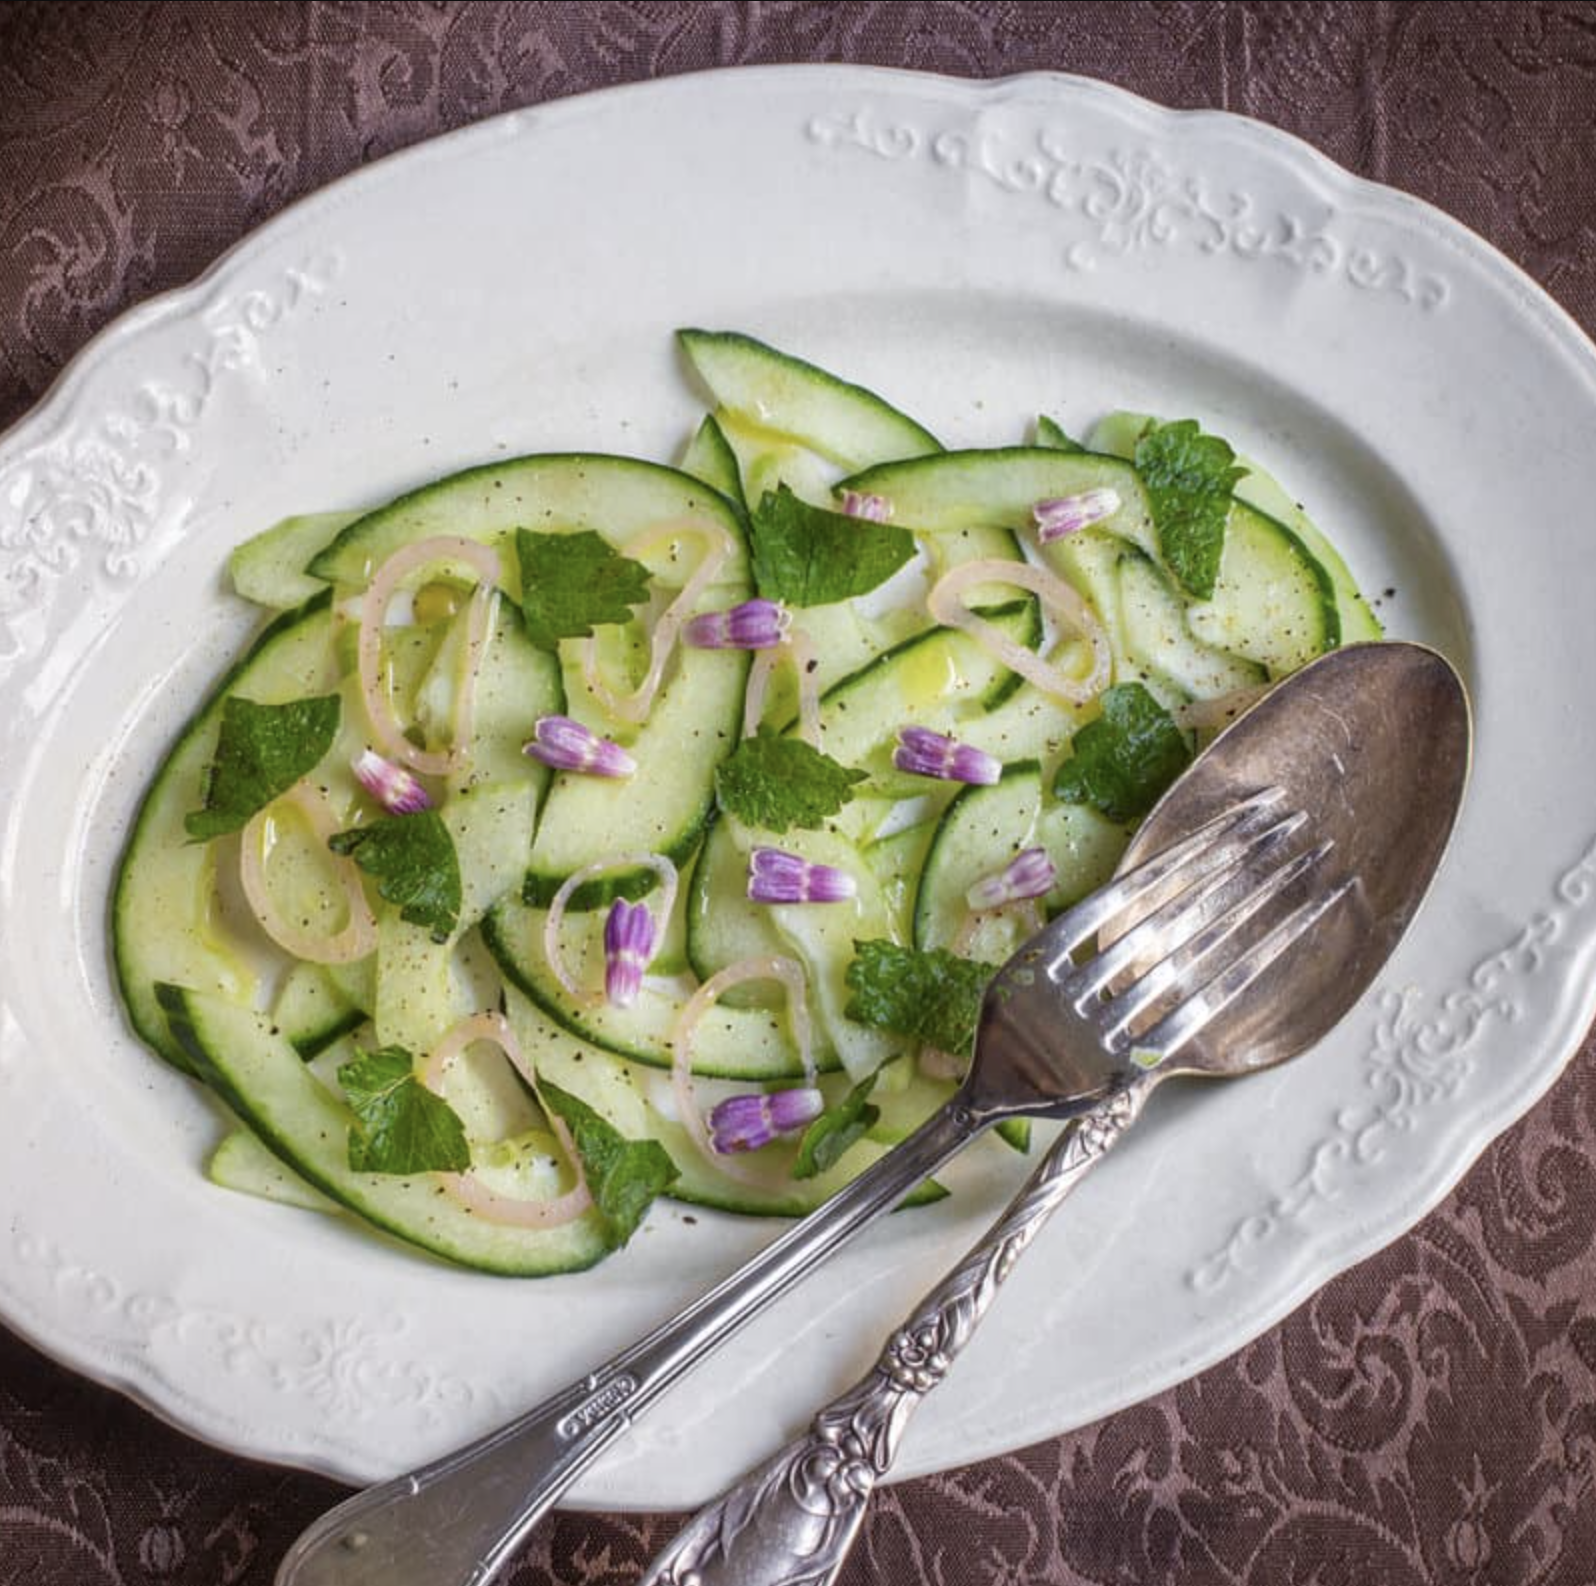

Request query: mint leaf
[
  {"left": 1134, "top": 419, "right": 1246, "bottom": 599},
  {"left": 185, "top": 693, "right": 340, "bottom": 839},
  {"left": 539, "top": 1078, "right": 679, "bottom": 1248},
  {"left": 715, "top": 730, "right": 866, "bottom": 833},
  {"left": 515, "top": 528, "right": 652, "bottom": 650},
  {"left": 328, "top": 811, "right": 461, "bottom": 941},
  {"left": 337, "top": 1046, "right": 470, "bottom": 1174},
  {"left": 1053, "top": 683, "right": 1192, "bottom": 822},
  {"left": 844, "top": 940, "right": 996, "bottom": 1059},
  {"left": 793, "top": 1075, "right": 879, "bottom": 1180},
  {"left": 749, "top": 485, "right": 916, "bottom": 606}
]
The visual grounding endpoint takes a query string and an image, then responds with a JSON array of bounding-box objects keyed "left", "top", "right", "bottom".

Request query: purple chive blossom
[
  {"left": 684, "top": 599, "right": 791, "bottom": 651},
  {"left": 839, "top": 489, "right": 893, "bottom": 522},
  {"left": 1033, "top": 487, "right": 1122, "bottom": 543},
  {"left": 603, "top": 899, "right": 657, "bottom": 1006},
  {"left": 523, "top": 715, "right": 636, "bottom": 777},
  {"left": 966, "top": 847, "right": 1058, "bottom": 910},
  {"left": 747, "top": 847, "right": 857, "bottom": 905},
  {"left": 353, "top": 749, "right": 434, "bottom": 814},
  {"left": 707, "top": 1086, "right": 825, "bottom": 1154},
  {"left": 893, "top": 726, "right": 1001, "bottom": 786}
]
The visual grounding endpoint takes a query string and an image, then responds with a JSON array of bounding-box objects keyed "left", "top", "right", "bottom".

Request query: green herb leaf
[
  {"left": 539, "top": 1078, "right": 679, "bottom": 1248},
  {"left": 328, "top": 811, "right": 461, "bottom": 941},
  {"left": 1053, "top": 682, "right": 1192, "bottom": 822},
  {"left": 184, "top": 694, "right": 341, "bottom": 840},
  {"left": 749, "top": 484, "right": 917, "bottom": 607},
  {"left": 715, "top": 730, "right": 868, "bottom": 833},
  {"left": 844, "top": 940, "right": 995, "bottom": 1059},
  {"left": 337, "top": 1046, "right": 471, "bottom": 1175},
  {"left": 515, "top": 528, "right": 653, "bottom": 650},
  {"left": 1134, "top": 419, "right": 1247, "bottom": 599},
  {"left": 793, "top": 1075, "right": 880, "bottom": 1180}
]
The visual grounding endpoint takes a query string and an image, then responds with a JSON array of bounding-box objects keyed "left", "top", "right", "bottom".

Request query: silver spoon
[
  {"left": 637, "top": 639, "right": 1470, "bottom": 1586},
  {"left": 275, "top": 640, "right": 1468, "bottom": 1586}
]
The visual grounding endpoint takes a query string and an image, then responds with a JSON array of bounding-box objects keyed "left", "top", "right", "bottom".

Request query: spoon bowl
[{"left": 1113, "top": 639, "right": 1470, "bottom": 1078}]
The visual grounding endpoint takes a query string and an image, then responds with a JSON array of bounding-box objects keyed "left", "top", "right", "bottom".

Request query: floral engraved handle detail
[
  {"left": 643, "top": 1087, "right": 1145, "bottom": 1586},
  {"left": 806, "top": 109, "right": 1449, "bottom": 308}
]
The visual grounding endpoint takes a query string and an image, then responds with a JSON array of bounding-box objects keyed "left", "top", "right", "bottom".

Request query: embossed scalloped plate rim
[{"left": 2, "top": 65, "right": 1594, "bottom": 1508}]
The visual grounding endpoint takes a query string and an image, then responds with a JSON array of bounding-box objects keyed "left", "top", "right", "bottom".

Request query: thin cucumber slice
[
  {"left": 1089, "top": 410, "right": 1380, "bottom": 644},
  {"left": 522, "top": 642, "right": 749, "bottom": 907},
  {"left": 270, "top": 962, "right": 364, "bottom": 1058},
  {"left": 685, "top": 817, "right": 788, "bottom": 999},
  {"left": 307, "top": 453, "right": 752, "bottom": 593},
  {"left": 1117, "top": 547, "right": 1268, "bottom": 698},
  {"left": 688, "top": 821, "right": 903, "bottom": 1083},
  {"left": 679, "top": 412, "right": 747, "bottom": 507},
  {"left": 809, "top": 598, "right": 1042, "bottom": 798},
  {"left": 914, "top": 763, "right": 1131, "bottom": 955},
  {"left": 505, "top": 987, "right": 945, "bottom": 1217},
  {"left": 841, "top": 447, "right": 1159, "bottom": 560},
  {"left": 677, "top": 328, "right": 941, "bottom": 470},
  {"left": 1034, "top": 416, "right": 1084, "bottom": 452},
  {"left": 1191, "top": 502, "right": 1339, "bottom": 675},
  {"left": 483, "top": 892, "right": 836, "bottom": 1080},
  {"left": 228, "top": 510, "right": 362, "bottom": 610},
  {"left": 111, "top": 595, "right": 343, "bottom": 1073},
  {"left": 159, "top": 985, "right": 612, "bottom": 1275},
  {"left": 210, "top": 1128, "right": 339, "bottom": 1212},
  {"left": 426, "top": 597, "right": 564, "bottom": 797},
  {"left": 370, "top": 779, "right": 539, "bottom": 1052}
]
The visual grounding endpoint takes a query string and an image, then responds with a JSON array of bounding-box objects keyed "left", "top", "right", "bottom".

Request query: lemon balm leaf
[
  {"left": 718, "top": 739, "right": 867, "bottom": 836},
  {"left": 185, "top": 694, "right": 341, "bottom": 839},
  {"left": 1053, "top": 683, "right": 1192, "bottom": 822},
  {"left": 337, "top": 1046, "right": 471, "bottom": 1175},
  {"left": 539, "top": 1078, "right": 679, "bottom": 1248},
  {"left": 515, "top": 528, "right": 653, "bottom": 650},
  {"left": 715, "top": 730, "right": 867, "bottom": 833},
  {"left": 1135, "top": 419, "right": 1247, "bottom": 600},
  {"left": 845, "top": 940, "right": 995, "bottom": 1059},
  {"left": 328, "top": 811, "right": 461, "bottom": 942},
  {"left": 749, "top": 485, "right": 916, "bottom": 606}
]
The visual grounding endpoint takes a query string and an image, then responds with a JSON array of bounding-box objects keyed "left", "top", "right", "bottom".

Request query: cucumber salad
[{"left": 113, "top": 330, "right": 1381, "bottom": 1276}]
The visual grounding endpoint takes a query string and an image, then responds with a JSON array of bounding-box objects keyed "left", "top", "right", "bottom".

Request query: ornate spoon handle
[{"left": 640, "top": 1082, "right": 1147, "bottom": 1586}]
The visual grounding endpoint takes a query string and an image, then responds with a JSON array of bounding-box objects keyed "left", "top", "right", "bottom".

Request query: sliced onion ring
[
  {"left": 927, "top": 558, "right": 1110, "bottom": 705},
  {"left": 421, "top": 1010, "right": 593, "bottom": 1228},
  {"left": 239, "top": 783, "right": 377, "bottom": 965},
  {"left": 543, "top": 853, "right": 681, "bottom": 1008},
  {"left": 580, "top": 517, "right": 736, "bottom": 723},
  {"left": 741, "top": 624, "right": 821, "bottom": 744},
  {"left": 357, "top": 535, "right": 503, "bottom": 776},
  {"left": 671, "top": 956, "right": 815, "bottom": 1188}
]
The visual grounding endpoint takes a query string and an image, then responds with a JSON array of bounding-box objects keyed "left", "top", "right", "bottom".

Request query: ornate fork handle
[{"left": 642, "top": 1082, "right": 1148, "bottom": 1586}]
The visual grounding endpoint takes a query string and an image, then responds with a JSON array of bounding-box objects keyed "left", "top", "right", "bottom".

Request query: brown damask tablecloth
[{"left": 6, "top": 4, "right": 1596, "bottom": 1582}]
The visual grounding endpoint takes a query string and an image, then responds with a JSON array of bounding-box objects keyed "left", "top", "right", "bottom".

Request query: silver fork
[
  {"left": 638, "top": 804, "right": 1351, "bottom": 1586},
  {"left": 276, "top": 788, "right": 1331, "bottom": 1586}
]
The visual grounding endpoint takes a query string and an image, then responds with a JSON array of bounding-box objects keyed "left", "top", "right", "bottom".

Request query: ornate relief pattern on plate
[
  {"left": 0, "top": 251, "right": 343, "bottom": 676},
  {"left": 806, "top": 108, "right": 1451, "bottom": 306},
  {"left": 9, "top": 1228, "right": 496, "bottom": 1430},
  {"left": 1190, "top": 834, "right": 1596, "bottom": 1291}
]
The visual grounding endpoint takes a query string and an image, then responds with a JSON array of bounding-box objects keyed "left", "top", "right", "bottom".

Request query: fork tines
[
  {"left": 1041, "top": 786, "right": 1289, "bottom": 975},
  {"left": 1045, "top": 786, "right": 1352, "bottom": 1061}
]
